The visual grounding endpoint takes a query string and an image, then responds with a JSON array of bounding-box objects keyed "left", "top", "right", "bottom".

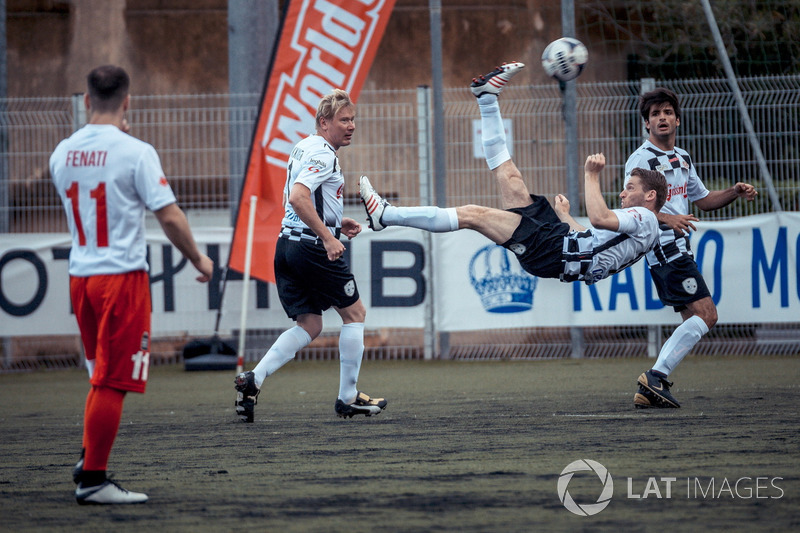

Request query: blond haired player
[
  {"left": 50, "top": 65, "right": 213, "bottom": 504},
  {"left": 234, "top": 89, "right": 387, "bottom": 423}
]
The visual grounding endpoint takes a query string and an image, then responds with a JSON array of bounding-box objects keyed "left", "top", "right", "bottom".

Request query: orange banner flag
[{"left": 229, "top": 0, "right": 396, "bottom": 283}]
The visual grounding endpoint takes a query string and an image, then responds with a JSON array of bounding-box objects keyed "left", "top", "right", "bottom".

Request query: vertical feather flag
[{"left": 229, "top": 0, "right": 396, "bottom": 282}]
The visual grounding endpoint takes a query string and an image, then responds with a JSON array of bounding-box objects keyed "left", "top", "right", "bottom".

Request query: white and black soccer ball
[{"left": 541, "top": 37, "right": 588, "bottom": 82}]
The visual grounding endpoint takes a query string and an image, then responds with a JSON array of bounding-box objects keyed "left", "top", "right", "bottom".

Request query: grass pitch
[{"left": 1, "top": 356, "right": 798, "bottom": 532}]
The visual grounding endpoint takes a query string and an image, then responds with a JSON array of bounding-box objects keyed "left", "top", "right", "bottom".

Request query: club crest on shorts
[
  {"left": 682, "top": 277, "right": 698, "bottom": 295},
  {"left": 344, "top": 280, "right": 355, "bottom": 297},
  {"left": 509, "top": 243, "right": 527, "bottom": 256}
]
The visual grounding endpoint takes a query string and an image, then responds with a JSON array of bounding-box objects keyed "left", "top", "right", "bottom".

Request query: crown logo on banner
[{"left": 468, "top": 244, "right": 538, "bottom": 314}]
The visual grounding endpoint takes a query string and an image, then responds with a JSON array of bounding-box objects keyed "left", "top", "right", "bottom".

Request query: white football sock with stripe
[
  {"left": 338, "top": 322, "right": 365, "bottom": 403},
  {"left": 478, "top": 93, "right": 511, "bottom": 170},
  {"left": 652, "top": 315, "right": 709, "bottom": 376},
  {"left": 381, "top": 205, "right": 459, "bottom": 232},
  {"left": 253, "top": 325, "right": 312, "bottom": 387}
]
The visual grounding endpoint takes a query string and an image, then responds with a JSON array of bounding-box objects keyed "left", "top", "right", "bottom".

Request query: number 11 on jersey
[{"left": 65, "top": 181, "right": 108, "bottom": 247}]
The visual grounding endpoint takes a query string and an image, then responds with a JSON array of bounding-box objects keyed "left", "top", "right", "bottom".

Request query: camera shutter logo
[{"left": 557, "top": 459, "right": 614, "bottom": 516}]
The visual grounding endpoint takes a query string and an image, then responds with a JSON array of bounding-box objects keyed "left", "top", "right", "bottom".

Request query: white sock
[
  {"left": 381, "top": 205, "right": 459, "bottom": 232},
  {"left": 253, "top": 326, "right": 312, "bottom": 387},
  {"left": 478, "top": 94, "right": 510, "bottom": 170},
  {"left": 338, "top": 322, "right": 365, "bottom": 403},
  {"left": 652, "top": 315, "right": 709, "bottom": 376}
]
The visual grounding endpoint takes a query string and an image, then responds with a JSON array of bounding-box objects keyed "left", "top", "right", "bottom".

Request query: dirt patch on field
[{"left": 1, "top": 357, "right": 798, "bottom": 532}]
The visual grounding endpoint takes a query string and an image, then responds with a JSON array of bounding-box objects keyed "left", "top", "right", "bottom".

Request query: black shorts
[
  {"left": 648, "top": 254, "right": 711, "bottom": 312},
  {"left": 274, "top": 236, "right": 359, "bottom": 320},
  {"left": 502, "top": 195, "right": 570, "bottom": 279}
]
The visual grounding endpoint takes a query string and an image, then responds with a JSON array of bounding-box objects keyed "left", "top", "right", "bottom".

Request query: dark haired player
[{"left": 626, "top": 87, "right": 757, "bottom": 408}]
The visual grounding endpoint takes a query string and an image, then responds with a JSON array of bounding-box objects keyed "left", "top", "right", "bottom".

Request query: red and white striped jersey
[{"left": 50, "top": 124, "right": 176, "bottom": 276}]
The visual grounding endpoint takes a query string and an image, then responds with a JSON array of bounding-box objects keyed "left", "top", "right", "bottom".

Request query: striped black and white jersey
[
  {"left": 281, "top": 134, "right": 344, "bottom": 236},
  {"left": 561, "top": 206, "right": 660, "bottom": 284},
  {"left": 624, "top": 140, "right": 710, "bottom": 266}
]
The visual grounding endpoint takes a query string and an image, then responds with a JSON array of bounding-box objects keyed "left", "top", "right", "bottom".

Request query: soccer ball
[{"left": 541, "top": 37, "right": 588, "bottom": 82}]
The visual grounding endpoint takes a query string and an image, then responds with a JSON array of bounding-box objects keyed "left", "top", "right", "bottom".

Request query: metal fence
[{"left": 2, "top": 75, "right": 799, "bottom": 370}]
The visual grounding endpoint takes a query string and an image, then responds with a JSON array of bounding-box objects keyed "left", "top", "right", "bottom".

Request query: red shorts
[{"left": 70, "top": 271, "right": 151, "bottom": 394}]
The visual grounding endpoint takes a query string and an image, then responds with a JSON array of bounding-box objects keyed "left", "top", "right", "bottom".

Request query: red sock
[{"left": 82, "top": 386, "right": 126, "bottom": 472}]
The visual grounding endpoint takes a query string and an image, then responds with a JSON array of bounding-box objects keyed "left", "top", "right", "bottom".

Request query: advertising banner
[
  {"left": 229, "top": 0, "right": 397, "bottom": 283},
  {"left": 1, "top": 213, "right": 798, "bottom": 337}
]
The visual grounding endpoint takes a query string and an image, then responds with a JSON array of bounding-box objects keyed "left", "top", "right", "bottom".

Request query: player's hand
[
  {"left": 324, "top": 238, "right": 346, "bottom": 261},
  {"left": 660, "top": 213, "right": 698, "bottom": 233},
  {"left": 340, "top": 217, "right": 362, "bottom": 239},
  {"left": 584, "top": 153, "right": 606, "bottom": 174},
  {"left": 734, "top": 182, "right": 758, "bottom": 201},
  {"left": 192, "top": 254, "right": 214, "bottom": 282},
  {"left": 554, "top": 194, "right": 570, "bottom": 215}
]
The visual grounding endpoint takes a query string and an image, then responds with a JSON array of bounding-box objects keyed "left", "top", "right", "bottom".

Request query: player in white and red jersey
[
  {"left": 50, "top": 65, "right": 213, "bottom": 504},
  {"left": 234, "top": 89, "right": 387, "bottom": 423},
  {"left": 359, "top": 63, "right": 666, "bottom": 288},
  {"left": 624, "top": 87, "right": 757, "bottom": 409}
]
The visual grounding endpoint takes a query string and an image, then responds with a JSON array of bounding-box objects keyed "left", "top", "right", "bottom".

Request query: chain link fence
[{"left": 2, "top": 75, "right": 799, "bottom": 371}]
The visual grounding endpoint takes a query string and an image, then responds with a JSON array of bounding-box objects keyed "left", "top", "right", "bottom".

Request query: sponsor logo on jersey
[
  {"left": 682, "top": 277, "right": 698, "bottom": 295},
  {"left": 667, "top": 183, "right": 687, "bottom": 201},
  {"left": 656, "top": 163, "right": 670, "bottom": 173},
  {"left": 308, "top": 158, "right": 327, "bottom": 173},
  {"left": 336, "top": 183, "right": 344, "bottom": 199},
  {"left": 626, "top": 208, "right": 643, "bottom": 221},
  {"left": 159, "top": 176, "right": 169, "bottom": 186}
]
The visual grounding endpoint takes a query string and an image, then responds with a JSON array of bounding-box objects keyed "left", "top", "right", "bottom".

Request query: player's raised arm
[
  {"left": 553, "top": 194, "right": 587, "bottom": 231},
  {"left": 583, "top": 153, "right": 619, "bottom": 231}
]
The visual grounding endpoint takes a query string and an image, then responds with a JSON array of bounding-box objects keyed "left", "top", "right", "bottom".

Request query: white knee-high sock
[
  {"left": 338, "top": 322, "right": 365, "bottom": 403},
  {"left": 381, "top": 205, "right": 459, "bottom": 232},
  {"left": 652, "top": 315, "right": 709, "bottom": 376},
  {"left": 478, "top": 93, "right": 510, "bottom": 170},
  {"left": 253, "top": 326, "right": 312, "bottom": 387}
]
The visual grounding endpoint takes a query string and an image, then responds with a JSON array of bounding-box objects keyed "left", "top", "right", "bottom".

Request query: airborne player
[{"left": 359, "top": 62, "right": 667, "bottom": 287}]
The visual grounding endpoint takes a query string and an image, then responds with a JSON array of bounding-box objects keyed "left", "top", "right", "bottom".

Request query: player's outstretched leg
[
  {"left": 334, "top": 391, "right": 388, "bottom": 418},
  {"left": 470, "top": 62, "right": 525, "bottom": 98},
  {"left": 634, "top": 370, "right": 681, "bottom": 409},
  {"left": 359, "top": 175, "right": 459, "bottom": 233},
  {"left": 234, "top": 371, "right": 261, "bottom": 423},
  {"left": 360, "top": 175, "right": 391, "bottom": 231}
]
